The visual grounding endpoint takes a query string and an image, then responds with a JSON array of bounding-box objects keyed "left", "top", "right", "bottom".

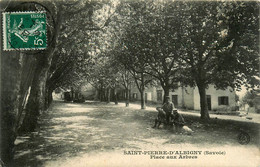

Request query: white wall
[
  {"left": 131, "top": 84, "right": 236, "bottom": 112},
  {"left": 183, "top": 87, "right": 194, "bottom": 109},
  {"left": 146, "top": 92, "right": 152, "bottom": 101},
  {"left": 170, "top": 87, "right": 183, "bottom": 108},
  {"left": 52, "top": 92, "right": 63, "bottom": 100},
  {"left": 193, "top": 85, "right": 236, "bottom": 111}
]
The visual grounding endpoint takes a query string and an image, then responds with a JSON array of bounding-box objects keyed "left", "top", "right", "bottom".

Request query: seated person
[
  {"left": 162, "top": 96, "right": 174, "bottom": 125},
  {"left": 171, "top": 109, "right": 185, "bottom": 132},
  {"left": 152, "top": 107, "right": 167, "bottom": 128}
]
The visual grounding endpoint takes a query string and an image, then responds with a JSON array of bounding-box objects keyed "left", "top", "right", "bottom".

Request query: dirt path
[{"left": 14, "top": 101, "right": 260, "bottom": 167}]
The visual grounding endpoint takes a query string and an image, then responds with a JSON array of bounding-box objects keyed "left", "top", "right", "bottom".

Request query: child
[{"left": 172, "top": 110, "right": 185, "bottom": 132}]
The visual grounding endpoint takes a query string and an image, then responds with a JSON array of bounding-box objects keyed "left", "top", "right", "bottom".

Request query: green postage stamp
[{"left": 2, "top": 11, "right": 47, "bottom": 51}]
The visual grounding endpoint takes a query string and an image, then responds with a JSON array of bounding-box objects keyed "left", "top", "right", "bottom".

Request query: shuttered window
[{"left": 218, "top": 96, "right": 229, "bottom": 105}]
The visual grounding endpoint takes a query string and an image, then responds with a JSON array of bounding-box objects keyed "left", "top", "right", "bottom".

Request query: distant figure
[{"left": 162, "top": 96, "right": 174, "bottom": 125}]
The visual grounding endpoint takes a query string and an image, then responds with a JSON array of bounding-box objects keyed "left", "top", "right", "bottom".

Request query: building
[
  {"left": 81, "top": 83, "right": 97, "bottom": 100},
  {"left": 131, "top": 85, "right": 237, "bottom": 112},
  {"left": 78, "top": 82, "right": 237, "bottom": 112}
]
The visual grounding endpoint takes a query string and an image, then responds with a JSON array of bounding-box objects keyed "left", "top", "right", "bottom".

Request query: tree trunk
[
  {"left": 163, "top": 86, "right": 170, "bottom": 104},
  {"left": 114, "top": 89, "right": 118, "bottom": 105},
  {"left": 140, "top": 73, "right": 146, "bottom": 109},
  {"left": 100, "top": 89, "right": 103, "bottom": 101},
  {"left": 140, "top": 88, "right": 146, "bottom": 109},
  {"left": 19, "top": 61, "right": 48, "bottom": 132},
  {"left": 104, "top": 88, "right": 107, "bottom": 102},
  {"left": 44, "top": 86, "right": 49, "bottom": 109},
  {"left": 71, "top": 87, "right": 74, "bottom": 101},
  {"left": 129, "top": 88, "right": 132, "bottom": 101},
  {"left": 19, "top": 49, "right": 55, "bottom": 133},
  {"left": 125, "top": 89, "right": 129, "bottom": 107},
  {"left": 0, "top": 52, "right": 23, "bottom": 166},
  {"left": 48, "top": 89, "right": 53, "bottom": 107},
  {"left": 98, "top": 89, "right": 102, "bottom": 101},
  {"left": 197, "top": 83, "right": 210, "bottom": 120},
  {"left": 94, "top": 89, "right": 99, "bottom": 100},
  {"left": 107, "top": 88, "right": 111, "bottom": 103},
  {"left": 44, "top": 85, "right": 54, "bottom": 109},
  {"left": 15, "top": 55, "right": 37, "bottom": 131},
  {"left": 103, "top": 90, "right": 106, "bottom": 102},
  {"left": 100, "top": 88, "right": 104, "bottom": 102}
]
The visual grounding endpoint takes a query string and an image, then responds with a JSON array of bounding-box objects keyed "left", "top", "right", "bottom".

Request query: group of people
[{"left": 152, "top": 96, "right": 185, "bottom": 131}]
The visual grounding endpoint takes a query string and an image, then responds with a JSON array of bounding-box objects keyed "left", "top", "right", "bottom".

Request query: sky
[{"left": 236, "top": 85, "right": 247, "bottom": 100}]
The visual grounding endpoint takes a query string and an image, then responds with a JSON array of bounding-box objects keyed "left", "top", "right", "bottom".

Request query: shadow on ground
[{"left": 13, "top": 101, "right": 260, "bottom": 167}]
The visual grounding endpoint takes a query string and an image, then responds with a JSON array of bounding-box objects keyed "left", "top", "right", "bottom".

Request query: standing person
[{"left": 162, "top": 96, "right": 174, "bottom": 125}]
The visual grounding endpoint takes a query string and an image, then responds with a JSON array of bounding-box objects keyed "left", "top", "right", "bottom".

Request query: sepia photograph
[{"left": 0, "top": 0, "right": 259, "bottom": 166}]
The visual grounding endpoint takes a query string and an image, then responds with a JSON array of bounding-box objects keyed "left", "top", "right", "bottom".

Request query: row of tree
[
  {"left": 88, "top": 1, "right": 259, "bottom": 120},
  {"left": 0, "top": 0, "right": 116, "bottom": 165}
]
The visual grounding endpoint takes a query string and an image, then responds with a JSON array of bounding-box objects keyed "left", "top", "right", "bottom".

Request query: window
[
  {"left": 157, "top": 90, "right": 162, "bottom": 101},
  {"left": 218, "top": 96, "right": 229, "bottom": 105},
  {"left": 207, "top": 95, "right": 211, "bottom": 110},
  {"left": 133, "top": 93, "right": 138, "bottom": 99}
]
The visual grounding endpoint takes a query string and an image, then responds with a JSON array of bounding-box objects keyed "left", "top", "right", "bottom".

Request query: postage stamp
[{"left": 2, "top": 11, "right": 47, "bottom": 51}]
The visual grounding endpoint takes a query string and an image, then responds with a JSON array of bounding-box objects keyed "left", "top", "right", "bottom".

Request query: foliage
[
  {"left": 99, "top": 1, "right": 260, "bottom": 112},
  {"left": 47, "top": 0, "right": 119, "bottom": 92},
  {"left": 242, "top": 90, "right": 260, "bottom": 107},
  {"left": 170, "top": 1, "right": 259, "bottom": 119}
]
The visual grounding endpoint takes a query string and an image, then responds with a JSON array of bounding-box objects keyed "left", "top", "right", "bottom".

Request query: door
[
  {"left": 157, "top": 90, "right": 162, "bottom": 102},
  {"left": 172, "top": 95, "right": 178, "bottom": 108},
  {"left": 207, "top": 95, "right": 211, "bottom": 110},
  {"left": 145, "top": 93, "right": 148, "bottom": 103}
]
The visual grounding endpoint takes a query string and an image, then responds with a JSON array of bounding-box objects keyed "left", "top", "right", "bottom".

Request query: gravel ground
[{"left": 13, "top": 101, "right": 260, "bottom": 167}]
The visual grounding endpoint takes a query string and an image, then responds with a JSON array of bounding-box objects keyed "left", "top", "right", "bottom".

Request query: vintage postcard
[{"left": 0, "top": 0, "right": 259, "bottom": 167}]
